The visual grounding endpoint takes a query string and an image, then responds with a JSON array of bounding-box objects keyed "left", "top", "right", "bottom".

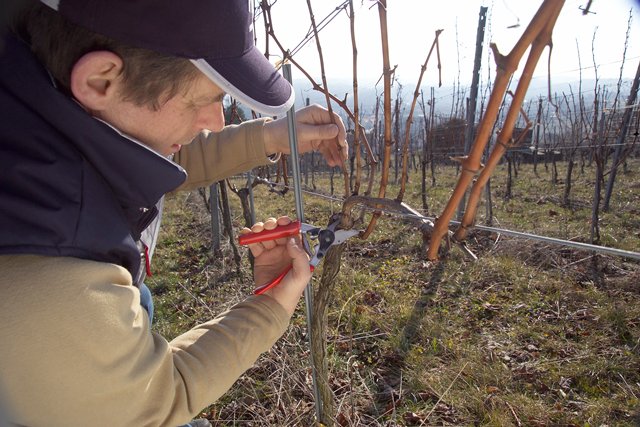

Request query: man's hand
[
  {"left": 239, "top": 216, "right": 312, "bottom": 316},
  {"left": 263, "top": 104, "right": 348, "bottom": 168}
]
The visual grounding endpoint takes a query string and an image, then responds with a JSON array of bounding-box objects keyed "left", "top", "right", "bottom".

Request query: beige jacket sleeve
[
  {"left": 0, "top": 255, "right": 290, "bottom": 427},
  {"left": 173, "top": 118, "right": 274, "bottom": 192}
]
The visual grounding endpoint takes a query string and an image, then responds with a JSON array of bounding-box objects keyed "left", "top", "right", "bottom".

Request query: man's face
[{"left": 99, "top": 73, "right": 226, "bottom": 156}]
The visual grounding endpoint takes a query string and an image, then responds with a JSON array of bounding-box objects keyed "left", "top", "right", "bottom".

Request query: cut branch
[{"left": 427, "top": 0, "right": 565, "bottom": 260}]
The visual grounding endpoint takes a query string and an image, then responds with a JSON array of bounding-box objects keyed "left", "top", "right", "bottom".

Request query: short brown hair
[{"left": 13, "top": 0, "right": 200, "bottom": 110}]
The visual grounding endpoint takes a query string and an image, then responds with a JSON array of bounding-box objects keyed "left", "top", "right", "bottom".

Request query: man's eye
[{"left": 191, "top": 101, "right": 213, "bottom": 109}]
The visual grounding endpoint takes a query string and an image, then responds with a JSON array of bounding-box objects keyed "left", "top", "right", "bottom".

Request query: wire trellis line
[{"left": 244, "top": 177, "right": 640, "bottom": 261}]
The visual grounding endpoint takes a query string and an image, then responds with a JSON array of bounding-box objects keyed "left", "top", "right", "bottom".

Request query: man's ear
[{"left": 70, "top": 51, "right": 124, "bottom": 112}]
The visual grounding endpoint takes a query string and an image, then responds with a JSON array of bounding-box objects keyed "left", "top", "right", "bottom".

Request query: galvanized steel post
[{"left": 282, "top": 63, "right": 323, "bottom": 421}]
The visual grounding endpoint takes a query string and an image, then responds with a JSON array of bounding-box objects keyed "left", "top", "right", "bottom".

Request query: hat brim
[{"left": 191, "top": 47, "right": 294, "bottom": 117}]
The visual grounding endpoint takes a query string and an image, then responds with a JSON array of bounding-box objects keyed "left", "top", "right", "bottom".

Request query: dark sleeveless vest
[{"left": 0, "top": 33, "right": 187, "bottom": 282}]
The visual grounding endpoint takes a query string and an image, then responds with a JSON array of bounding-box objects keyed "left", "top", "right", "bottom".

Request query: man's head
[
  {"left": 17, "top": 2, "right": 201, "bottom": 111},
  {"left": 14, "top": 0, "right": 294, "bottom": 155}
]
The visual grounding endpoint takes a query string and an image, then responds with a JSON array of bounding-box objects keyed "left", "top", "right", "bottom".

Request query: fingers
[
  {"left": 310, "top": 106, "right": 347, "bottom": 167},
  {"left": 317, "top": 138, "right": 348, "bottom": 167},
  {"left": 257, "top": 218, "right": 278, "bottom": 250},
  {"left": 296, "top": 119, "right": 348, "bottom": 167},
  {"left": 239, "top": 216, "right": 293, "bottom": 256}
]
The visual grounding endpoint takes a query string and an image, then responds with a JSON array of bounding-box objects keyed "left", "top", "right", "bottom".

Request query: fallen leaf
[{"left": 486, "top": 385, "right": 500, "bottom": 394}]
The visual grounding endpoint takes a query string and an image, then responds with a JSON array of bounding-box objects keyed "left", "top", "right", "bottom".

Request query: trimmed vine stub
[{"left": 426, "top": 0, "right": 566, "bottom": 260}]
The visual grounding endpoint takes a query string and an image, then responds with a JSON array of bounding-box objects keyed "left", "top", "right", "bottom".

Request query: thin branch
[{"left": 397, "top": 29, "right": 443, "bottom": 202}]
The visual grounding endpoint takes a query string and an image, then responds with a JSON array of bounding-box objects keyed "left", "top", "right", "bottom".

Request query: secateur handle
[
  {"left": 251, "top": 264, "right": 316, "bottom": 295},
  {"left": 238, "top": 220, "right": 302, "bottom": 245}
]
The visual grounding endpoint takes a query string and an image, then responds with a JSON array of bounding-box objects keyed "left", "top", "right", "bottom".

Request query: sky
[{"left": 257, "top": 0, "right": 640, "bottom": 91}]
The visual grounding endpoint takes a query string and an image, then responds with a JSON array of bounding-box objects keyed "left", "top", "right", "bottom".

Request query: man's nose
[{"left": 199, "top": 103, "right": 225, "bottom": 132}]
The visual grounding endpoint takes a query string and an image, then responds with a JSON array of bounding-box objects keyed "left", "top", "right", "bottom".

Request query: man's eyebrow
[
  {"left": 213, "top": 92, "right": 227, "bottom": 102},
  {"left": 193, "top": 92, "right": 227, "bottom": 103}
]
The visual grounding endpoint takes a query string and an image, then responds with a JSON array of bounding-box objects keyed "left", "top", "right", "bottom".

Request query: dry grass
[{"left": 150, "top": 158, "right": 640, "bottom": 426}]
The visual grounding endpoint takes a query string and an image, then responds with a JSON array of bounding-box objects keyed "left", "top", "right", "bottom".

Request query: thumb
[
  {"left": 298, "top": 123, "right": 339, "bottom": 142},
  {"left": 287, "top": 238, "right": 312, "bottom": 282}
]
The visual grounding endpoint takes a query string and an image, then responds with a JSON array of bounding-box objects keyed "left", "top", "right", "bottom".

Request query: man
[{"left": 0, "top": 0, "right": 347, "bottom": 426}]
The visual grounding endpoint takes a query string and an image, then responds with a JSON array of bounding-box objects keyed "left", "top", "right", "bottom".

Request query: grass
[{"left": 150, "top": 157, "right": 640, "bottom": 426}]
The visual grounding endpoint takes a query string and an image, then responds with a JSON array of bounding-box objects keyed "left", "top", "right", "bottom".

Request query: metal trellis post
[
  {"left": 209, "top": 182, "right": 221, "bottom": 254},
  {"left": 282, "top": 63, "right": 323, "bottom": 422},
  {"left": 246, "top": 171, "right": 256, "bottom": 225}
]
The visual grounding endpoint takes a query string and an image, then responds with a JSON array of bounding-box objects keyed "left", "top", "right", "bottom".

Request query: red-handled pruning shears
[{"left": 238, "top": 218, "right": 359, "bottom": 295}]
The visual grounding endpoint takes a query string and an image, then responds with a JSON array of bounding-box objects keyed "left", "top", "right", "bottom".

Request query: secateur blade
[{"left": 307, "top": 218, "right": 360, "bottom": 268}]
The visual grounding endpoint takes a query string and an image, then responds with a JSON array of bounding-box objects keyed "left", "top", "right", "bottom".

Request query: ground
[{"left": 149, "top": 158, "right": 640, "bottom": 426}]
